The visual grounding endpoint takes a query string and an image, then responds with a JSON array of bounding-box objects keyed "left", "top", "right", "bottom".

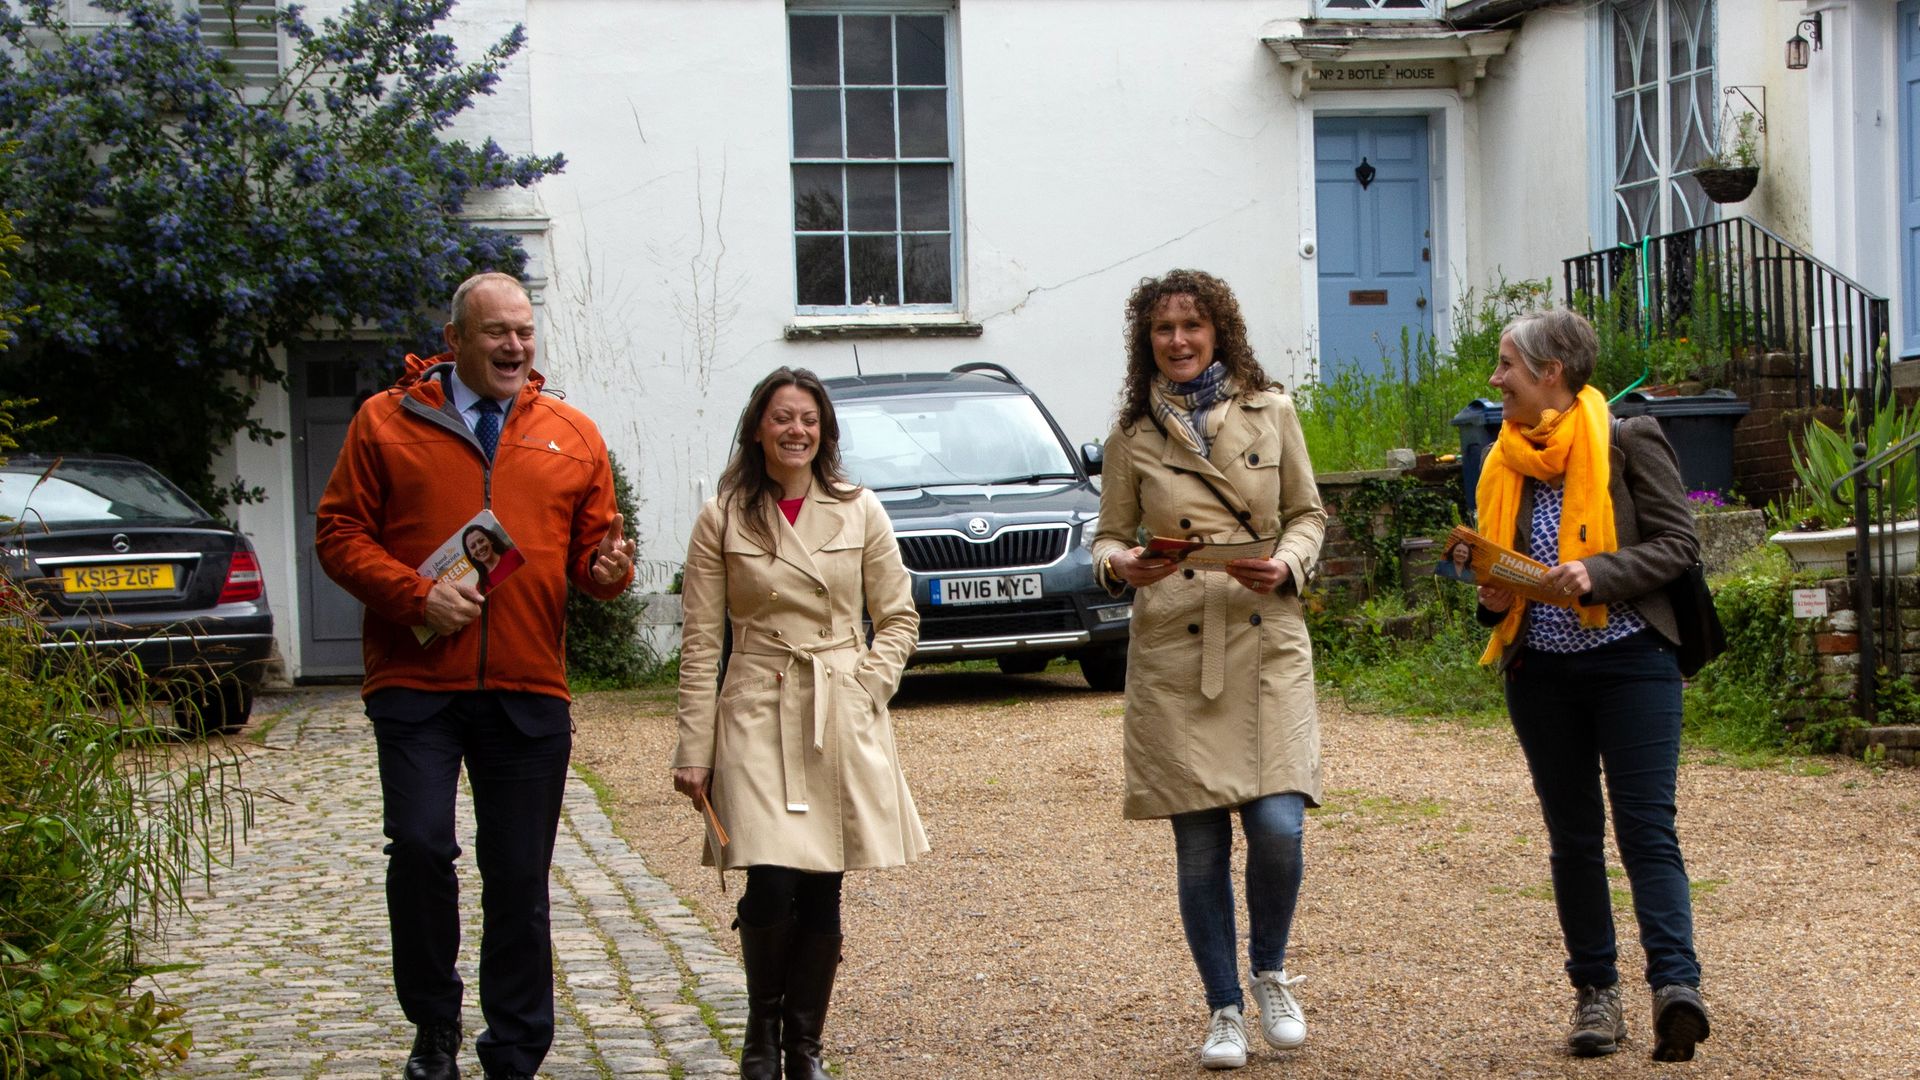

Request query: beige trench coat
[
  {"left": 672, "top": 481, "right": 928, "bottom": 872},
  {"left": 1092, "top": 390, "right": 1328, "bottom": 819}
]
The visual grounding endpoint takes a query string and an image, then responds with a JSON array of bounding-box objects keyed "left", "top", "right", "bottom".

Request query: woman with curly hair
[{"left": 1091, "top": 269, "right": 1327, "bottom": 1070}]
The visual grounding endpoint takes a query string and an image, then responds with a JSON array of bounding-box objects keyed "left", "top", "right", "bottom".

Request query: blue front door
[
  {"left": 1900, "top": 0, "right": 1920, "bottom": 358},
  {"left": 1315, "top": 115, "right": 1433, "bottom": 378}
]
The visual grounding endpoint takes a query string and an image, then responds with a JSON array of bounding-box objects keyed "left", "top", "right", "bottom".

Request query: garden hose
[{"left": 1607, "top": 233, "right": 1655, "bottom": 405}]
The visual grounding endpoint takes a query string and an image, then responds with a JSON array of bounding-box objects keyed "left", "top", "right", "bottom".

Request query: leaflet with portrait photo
[
  {"left": 412, "top": 509, "right": 525, "bottom": 645},
  {"left": 1432, "top": 524, "right": 1576, "bottom": 608}
]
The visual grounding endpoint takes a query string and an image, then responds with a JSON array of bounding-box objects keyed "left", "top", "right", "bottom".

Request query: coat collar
[
  {"left": 771, "top": 477, "right": 852, "bottom": 586},
  {"left": 1157, "top": 391, "right": 1269, "bottom": 482}
]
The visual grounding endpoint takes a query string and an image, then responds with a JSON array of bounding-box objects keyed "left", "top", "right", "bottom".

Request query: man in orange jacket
[{"left": 316, "top": 272, "right": 636, "bottom": 1080}]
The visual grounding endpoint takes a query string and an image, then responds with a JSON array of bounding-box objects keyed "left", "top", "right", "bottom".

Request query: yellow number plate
[{"left": 60, "top": 564, "right": 177, "bottom": 593}]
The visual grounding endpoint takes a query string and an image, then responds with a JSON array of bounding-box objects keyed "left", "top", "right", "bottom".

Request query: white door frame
[{"left": 1297, "top": 89, "right": 1468, "bottom": 380}]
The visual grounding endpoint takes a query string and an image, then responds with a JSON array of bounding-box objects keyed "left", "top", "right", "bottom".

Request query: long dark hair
[
  {"left": 717, "top": 367, "right": 857, "bottom": 553},
  {"left": 1117, "top": 268, "right": 1277, "bottom": 428}
]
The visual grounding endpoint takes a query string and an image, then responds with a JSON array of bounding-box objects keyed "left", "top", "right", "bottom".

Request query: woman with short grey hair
[{"left": 1474, "top": 307, "right": 1712, "bottom": 1062}]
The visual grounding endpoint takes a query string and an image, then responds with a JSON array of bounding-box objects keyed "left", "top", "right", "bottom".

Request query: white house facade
[{"left": 211, "top": 0, "right": 1900, "bottom": 680}]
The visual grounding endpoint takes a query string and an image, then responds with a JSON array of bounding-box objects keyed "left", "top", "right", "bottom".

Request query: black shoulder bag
[{"left": 1617, "top": 418, "right": 1726, "bottom": 676}]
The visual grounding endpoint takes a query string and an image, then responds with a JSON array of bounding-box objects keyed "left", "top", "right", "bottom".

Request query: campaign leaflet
[
  {"left": 1142, "top": 534, "right": 1280, "bottom": 571},
  {"left": 412, "top": 509, "right": 527, "bottom": 645},
  {"left": 1432, "top": 524, "right": 1577, "bottom": 607}
]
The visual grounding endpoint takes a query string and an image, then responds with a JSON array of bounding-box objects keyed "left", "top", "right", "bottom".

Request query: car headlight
[{"left": 1079, "top": 514, "right": 1100, "bottom": 550}]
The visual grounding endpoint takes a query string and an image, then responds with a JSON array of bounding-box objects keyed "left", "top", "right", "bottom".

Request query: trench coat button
[
  {"left": 1236, "top": 510, "right": 1251, "bottom": 522},
  {"left": 1180, "top": 517, "right": 1191, "bottom": 529},
  {"left": 818, "top": 627, "right": 830, "bottom": 638},
  {"left": 1187, "top": 623, "right": 1200, "bottom": 634},
  {"left": 770, "top": 590, "right": 779, "bottom": 601},
  {"left": 1183, "top": 568, "right": 1195, "bottom": 579},
  {"left": 771, "top": 629, "right": 783, "bottom": 637},
  {"left": 1250, "top": 613, "right": 1263, "bottom": 626},
  {"left": 815, "top": 586, "right": 827, "bottom": 597},
  {"left": 1248, "top": 453, "right": 1260, "bottom": 465}
]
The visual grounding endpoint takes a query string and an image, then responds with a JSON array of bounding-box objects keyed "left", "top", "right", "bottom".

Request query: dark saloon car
[
  {"left": 0, "top": 454, "right": 274, "bottom": 734},
  {"left": 826, "top": 363, "right": 1130, "bottom": 689}
]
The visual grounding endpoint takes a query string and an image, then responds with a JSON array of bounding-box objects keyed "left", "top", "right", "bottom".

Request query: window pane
[
  {"left": 899, "top": 165, "right": 949, "bottom": 230},
  {"left": 844, "top": 15, "right": 892, "bottom": 85},
  {"left": 793, "top": 89, "right": 842, "bottom": 157},
  {"left": 898, "top": 89, "right": 948, "bottom": 158},
  {"left": 790, "top": 15, "right": 840, "bottom": 86},
  {"left": 904, "top": 236, "right": 952, "bottom": 304},
  {"left": 797, "top": 236, "right": 847, "bottom": 306},
  {"left": 793, "top": 165, "right": 843, "bottom": 231},
  {"left": 847, "top": 166, "right": 897, "bottom": 231},
  {"left": 850, "top": 235, "right": 899, "bottom": 305},
  {"left": 845, "top": 90, "right": 895, "bottom": 157},
  {"left": 896, "top": 16, "right": 944, "bottom": 85}
]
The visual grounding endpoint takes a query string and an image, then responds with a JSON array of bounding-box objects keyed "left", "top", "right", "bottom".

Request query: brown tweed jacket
[{"left": 1480, "top": 414, "right": 1700, "bottom": 670}]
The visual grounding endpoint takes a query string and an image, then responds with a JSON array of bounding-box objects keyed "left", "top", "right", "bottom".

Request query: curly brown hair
[
  {"left": 1116, "top": 269, "right": 1277, "bottom": 428},
  {"left": 717, "top": 367, "right": 858, "bottom": 555}
]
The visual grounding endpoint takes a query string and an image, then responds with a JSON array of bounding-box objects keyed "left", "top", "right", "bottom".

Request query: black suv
[{"left": 825, "top": 363, "right": 1130, "bottom": 689}]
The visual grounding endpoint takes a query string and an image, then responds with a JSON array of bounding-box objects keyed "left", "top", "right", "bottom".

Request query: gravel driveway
[{"left": 572, "top": 668, "right": 1920, "bottom": 1079}]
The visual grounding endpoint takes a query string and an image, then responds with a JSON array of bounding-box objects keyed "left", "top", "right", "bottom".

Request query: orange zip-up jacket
[{"left": 315, "top": 353, "right": 632, "bottom": 700}]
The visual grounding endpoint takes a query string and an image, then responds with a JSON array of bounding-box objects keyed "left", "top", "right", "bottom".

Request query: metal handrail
[
  {"left": 1563, "top": 215, "right": 1891, "bottom": 427},
  {"left": 1827, "top": 428, "right": 1920, "bottom": 726}
]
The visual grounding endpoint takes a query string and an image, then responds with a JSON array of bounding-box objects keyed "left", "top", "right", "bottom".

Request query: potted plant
[
  {"left": 1693, "top": 111, "right": 1760, "bottom": 204},
  {"left": 1768, "top": 395, "right": 1920, "bottom": 574}
]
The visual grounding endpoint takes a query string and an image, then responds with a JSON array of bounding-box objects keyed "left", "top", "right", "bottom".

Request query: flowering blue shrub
[{"left": 0, "top": 0, "right": 563, "bottom": 508}]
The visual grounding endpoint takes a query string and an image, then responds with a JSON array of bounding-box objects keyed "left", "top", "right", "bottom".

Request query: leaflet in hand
[
  {"left": 413, "top": 509, "right": 527, "bottom": 645},
  {"left": 1432, "top": 524, "right": 1576, "bottom": 607},
  {"left": 1143, "top": 534, "right": 1279, "bottom": 571}
]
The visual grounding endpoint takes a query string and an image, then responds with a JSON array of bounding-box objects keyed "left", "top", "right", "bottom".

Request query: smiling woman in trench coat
[
  {"left": 672, "top": 367, "right": 924, "bottom": 1080},
  {"left": 1092, "top": 270, "right": 1326, "bottom": 1071}
]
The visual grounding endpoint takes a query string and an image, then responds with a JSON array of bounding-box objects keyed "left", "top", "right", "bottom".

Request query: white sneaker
[
  {"left": 1200, "top": 1004, "right": 1249, "bottom": 1070},
  {"left": 1251, "top": 969, "right": 1307, "bottom": 1049}
]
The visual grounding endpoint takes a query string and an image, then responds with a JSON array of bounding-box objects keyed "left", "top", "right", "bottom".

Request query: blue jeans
[
  {"left": 1169, "top": 793, "right": 1307, "bottom": 1010},
  {"left": 1505, "top": 630, "right": 1700, "bottom": 990}
]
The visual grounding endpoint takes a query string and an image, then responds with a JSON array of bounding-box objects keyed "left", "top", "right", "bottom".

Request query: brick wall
[
  {"left": 1782, "top": 575, "right": 1920, "bottom": 764},
  {"left": 1312, "top": 462, "right": 1465, "bottom": 604}
]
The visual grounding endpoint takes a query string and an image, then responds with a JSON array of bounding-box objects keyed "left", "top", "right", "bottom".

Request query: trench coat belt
[
  {"left": 736, "top": 627, "right": 862, "bottom": 814},
  {"left": 1200, "top": 572, "right": 1228, "bottom": 700}
]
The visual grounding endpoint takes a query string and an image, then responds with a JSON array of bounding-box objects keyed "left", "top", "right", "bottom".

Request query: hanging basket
[{"left": 1695, "top": 166, "right": 1759, "bottom": 204}]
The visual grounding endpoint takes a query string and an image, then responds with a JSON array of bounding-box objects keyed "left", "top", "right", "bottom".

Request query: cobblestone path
[{"left": 148, "top": 689, "right": 745, "bottom": 1079}]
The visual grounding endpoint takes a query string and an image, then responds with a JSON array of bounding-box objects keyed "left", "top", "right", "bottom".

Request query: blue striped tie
[{"left": 475, "top": 399, "right": 502, "bottom": 461}]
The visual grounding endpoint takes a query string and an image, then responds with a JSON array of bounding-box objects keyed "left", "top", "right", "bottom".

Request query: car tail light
[{"left": 218, "top": 550, "right": 263, "bottom": 604}]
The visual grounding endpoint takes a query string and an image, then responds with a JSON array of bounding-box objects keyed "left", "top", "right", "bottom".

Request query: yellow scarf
[{"left": 1476, "top": 384, "right": 1617, "bottom": 664}]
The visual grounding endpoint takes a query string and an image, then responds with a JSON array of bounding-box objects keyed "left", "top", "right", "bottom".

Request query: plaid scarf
[{"left": 1151, "top": 361, "right": 1233, "bottom": 457}]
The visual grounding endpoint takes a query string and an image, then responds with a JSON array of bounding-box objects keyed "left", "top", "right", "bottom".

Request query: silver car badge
[
  {"left": 112, "top": 533, "right": 132, "bottom": 553},
  {"left": 966, "top": 517, "right": 989, "bottom": 537}
]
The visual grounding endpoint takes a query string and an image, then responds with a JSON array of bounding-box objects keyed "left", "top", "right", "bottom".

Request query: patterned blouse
[{"left": 1522, "top": 480, "right": 1646, "bottom": 653}]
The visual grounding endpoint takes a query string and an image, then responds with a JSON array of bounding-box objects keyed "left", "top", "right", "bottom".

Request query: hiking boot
[
  {"left": 1250, "top": 969, "right": 1306, "bottom": 1049},
  {"left": 1651, "top": 984, "right": 1711, "bottom": 1063},
  {"left": 1568, "top": 983, "right": 1626, "bottom": 1057},
  {"left": 1200, "top": 1004, "right": 1248, "bottom": 1070}
]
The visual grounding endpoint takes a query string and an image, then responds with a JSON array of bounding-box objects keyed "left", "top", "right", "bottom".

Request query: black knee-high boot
[
  {"left": 781, "top": 930, "right": 842, "bottom": 1080},
  {"left": 737, "top": 918, "right": 794, "bottom": 1080}
]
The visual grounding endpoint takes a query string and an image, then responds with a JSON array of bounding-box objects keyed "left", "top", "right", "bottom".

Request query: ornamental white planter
[{"left": 1768, "top": 519, "right": 1920, "bottom": 575}]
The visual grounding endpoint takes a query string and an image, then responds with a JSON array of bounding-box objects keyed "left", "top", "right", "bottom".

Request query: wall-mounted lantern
[{"left": 1786, "top": 14, "right": 1822, "bottom": 71}]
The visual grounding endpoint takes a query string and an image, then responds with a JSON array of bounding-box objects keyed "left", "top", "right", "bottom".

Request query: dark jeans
[
  {"left": 738, "top": 865, "right": 845, "bottom": 934},
  {"left": 1169, "top": 793, "right": 1307, "bottom": 1010},
  {"left": 1505, "top": 630, "right": 1700, "bottom": 990},
  {"left": 373, "top": 693, "right": 572, "bottom": 1077}
]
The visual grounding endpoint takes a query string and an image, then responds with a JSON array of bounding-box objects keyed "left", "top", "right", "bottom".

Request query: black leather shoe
[
  {"left": 1651, "top": 984, "right": 1710, "bottom": 1063},
  {"left": 483, "top": 1073, "right": 532, "bottom": 1080},
  {"left": 405, "top": 1021, "right": 462, "bottom": 1080}
]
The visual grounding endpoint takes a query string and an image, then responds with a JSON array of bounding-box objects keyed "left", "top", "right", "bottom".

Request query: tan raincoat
[
  {"left": 1092, "top": 390, "right": 1327, "bottom": 819},
  {"left": 672, "top": 481, "right": 928, "bottom": 871}
]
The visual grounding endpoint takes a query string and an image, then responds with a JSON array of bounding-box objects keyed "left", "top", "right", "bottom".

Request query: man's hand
[
  {"left": 424, "top": 579, "right": 485, "bottom": 635},
  {"left": 591, "top": 512, "right": 637, "bottom": 587}
]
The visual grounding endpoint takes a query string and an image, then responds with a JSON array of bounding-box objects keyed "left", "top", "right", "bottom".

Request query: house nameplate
[{"left": 1307, "top": 62, "right": 1454, "bottom": 91}]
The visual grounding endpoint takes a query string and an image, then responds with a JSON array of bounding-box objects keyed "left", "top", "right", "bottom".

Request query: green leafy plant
[
  {"left": 1771, "top": 394, "right": 1920, "bottom": 530},
  {"left": 566, "top": 450, "right": 666, "bottom": 690},
  {"left": 1697, "top": 110, "right": 1760, "bottom": 171}
]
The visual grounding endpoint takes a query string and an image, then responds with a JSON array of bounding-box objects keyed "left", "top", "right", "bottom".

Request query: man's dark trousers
[{"left": 373, "top": 692, "right": 572, "bottom": 1077}]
